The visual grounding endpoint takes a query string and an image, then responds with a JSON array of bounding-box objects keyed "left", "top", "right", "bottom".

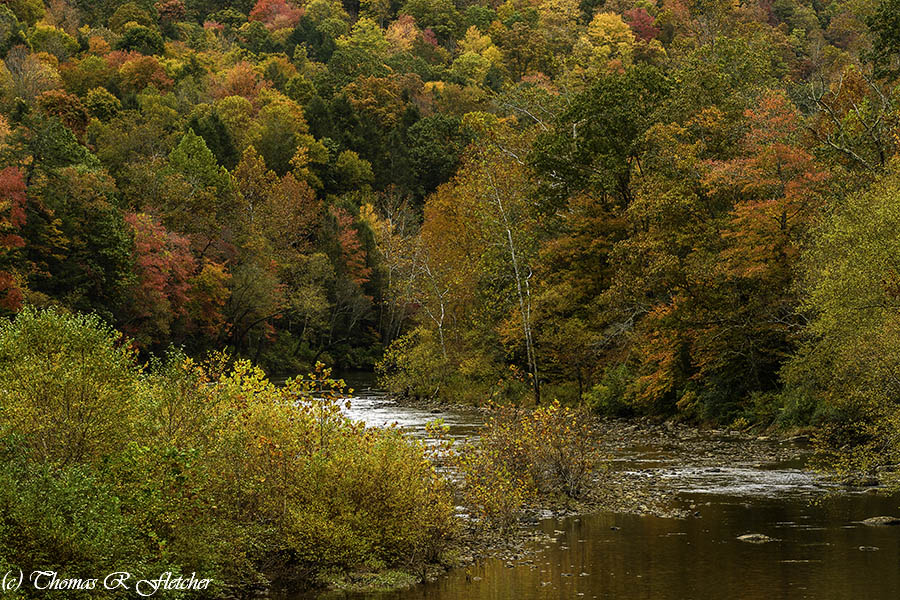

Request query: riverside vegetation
[
  {"left": 3, "top": 0, "right": 900, "bottom": 439},
  {"left": 0, "top": 307, "right": 457, "bottom": 597}
]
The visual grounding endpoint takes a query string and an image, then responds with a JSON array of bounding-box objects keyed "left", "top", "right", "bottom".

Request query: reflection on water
[
  {"left": 300, "top": 374, "right": 900, "bottom": 600},
  {"left": 346, "top": 494, "right": 900, "bottom": 600}
]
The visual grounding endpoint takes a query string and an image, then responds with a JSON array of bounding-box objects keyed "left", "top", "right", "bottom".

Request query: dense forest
[
  {"left": 0, "top": 0, "right": 899, "bottom": 436},
  {"left": 4, "top": 0, "right": 900, "bottom": 594}
]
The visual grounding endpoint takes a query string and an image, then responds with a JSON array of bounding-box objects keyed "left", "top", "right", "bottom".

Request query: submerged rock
[
  {"left": 862, "top": 516, "right": 900, "bottom": 526},
  {"left": 737, "top": 533, "right": 775, "bottom": 543}
]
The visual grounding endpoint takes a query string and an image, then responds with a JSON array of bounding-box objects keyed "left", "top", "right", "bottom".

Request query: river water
[{"left": 306, "top": 374, "right": 900, "bottom": 600}]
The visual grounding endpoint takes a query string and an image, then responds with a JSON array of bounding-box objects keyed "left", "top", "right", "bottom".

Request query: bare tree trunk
[{"left": 487, "top": 172, "right": 540, "bottom": 405}]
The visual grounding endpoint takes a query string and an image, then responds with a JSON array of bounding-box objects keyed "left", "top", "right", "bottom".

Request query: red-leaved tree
[{"left": 0, "top": 167, "right": 27, "bottom": 311}]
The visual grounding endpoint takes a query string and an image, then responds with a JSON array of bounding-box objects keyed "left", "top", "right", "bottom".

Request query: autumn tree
[
  {"left": 784, "top": 161, "right": 900, "bottom": 473},
  {"left": 124, "top": 211, "right": 196, "bottom": 348},
  {"left": 0, "top": 166, "right": 26, "bottom": 311}
]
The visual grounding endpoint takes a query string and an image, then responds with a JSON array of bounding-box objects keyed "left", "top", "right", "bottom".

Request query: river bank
[
  {"left": 297, "top": 389, "right": 848, "bottom": 597},
  {"left": 438, "top": 418, "right": 816, "bottom": 567},
  {"left": 273, "top": 377, "right": 900, "bottom": 599}
]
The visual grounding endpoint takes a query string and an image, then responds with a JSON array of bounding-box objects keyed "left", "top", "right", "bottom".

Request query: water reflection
[{"left": 333, "top": 493, "right": 899, "bottom": 600}]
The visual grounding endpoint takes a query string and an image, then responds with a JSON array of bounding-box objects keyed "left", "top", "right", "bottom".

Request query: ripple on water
[{"left": 647, "top": 466, "right": 832, "bottom": 497}]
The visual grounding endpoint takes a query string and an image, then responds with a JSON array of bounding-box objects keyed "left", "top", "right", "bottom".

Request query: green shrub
[
  {"left": 376, "top": 327, "right": 453, "bottom": 400},
  {"left": 0, "top": 448, "right": 160, "bottom": 600},
  {"left": 0, "top": 308, "right": 457, "bottom": 594},
  {"left": 584, "top": 363, "right": 633, "bottom": 416},
  {"left": 377, "top": 327, "right": 529, "bottom": 405},
  {"left": 0, "top": 306, "right": 138, "bottom": 465}
]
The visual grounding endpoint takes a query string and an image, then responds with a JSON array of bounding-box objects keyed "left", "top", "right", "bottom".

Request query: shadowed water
[{"left": 298, "top": 374, "right": 900, "bottom": 600}]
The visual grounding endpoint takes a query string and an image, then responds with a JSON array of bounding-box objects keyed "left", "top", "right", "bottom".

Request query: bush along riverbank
[
  {"left": 433, "top": 402, "right": 814, "bottom": 573},
  {"left": 0, "top": 307, "right": 631, "bottom": 598},
  {"left": 0, "top": 307, "right": 456, "bottom": 598}
]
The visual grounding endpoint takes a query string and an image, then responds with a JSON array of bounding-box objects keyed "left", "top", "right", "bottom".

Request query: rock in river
[
  {"left": 737, "top": 533, "right": 775, "bottom": 543},
  {"left": 861, "top": 516, "right": 900, "bottom": 526}
]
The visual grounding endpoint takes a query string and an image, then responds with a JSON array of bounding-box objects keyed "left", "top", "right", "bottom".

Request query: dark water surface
[{"left": 305, "top": 374, "right": 900, "bottom": 599}]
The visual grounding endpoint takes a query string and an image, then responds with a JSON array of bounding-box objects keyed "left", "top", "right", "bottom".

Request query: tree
[
  {"left": 0, "top": 166, "right": 26, "bottom": 311},
  {"left": 118, "top": 55, "right": 174, "bottom": 95},
  {"left": 188, "top": 109, "right": 240, "bottom": 169},
  {"left": 623, "top": 7, "right": 659, "bottom": 42},
  {"left": 29, "top": 25, "right": 79, "bottom": 61},
  {"left": 115, "top": 25, "right": 166, "bottom": 55},
  {"left": 249, "top": 0, "right": 302, "bottom": 30},
  {"left": 606, "top": 92, "right": 829, "bottom": 419},
  {"left": 492, "top": 20, "right": 550, "bottom": 82},
  {"left": 169, "top": 128, "right": 231, "bottom": 194},
  {"left": 36, "top": 90, "right": 88, "bottom": 139},
  {"left": 537, "top": 0, "right": 579, "bottom": 54},
  {"left": 259, "top": 172, "right": 320, "bottom": 265},
  {"left": 399, "top": 0, "right": 461, "bottom": 45},
  {"left": 784, "top": 162, "right": 900, "bottom": 473},
  {"left": 0, "top": 7, "right": 26, "bottom": 58},
  {"left": 868, "top": 0, "right": 900, "bottom": 77},
  {"left": 2, "top": 0, "right": 44, "bottom": 26},
  {"left": 232, "top": 145, "right": 276, "bottom": 230},
  {"left": 3, "top": 45, "right": 62, "bottom": 102},
  {"left": 124, "top": 212, "right": 197, "bottom": 348},
  {"left": 805, "top": 65, "right": 897, "bottom": 174},
  {"left": 25, "top": 167, "right": 135, "bottom": 321},
  {"left": 530, "top": 64, "right": 670, "bottom": 211},
  {"left": 418, "top": 113, "right": 543, "bottom": 404},
  {"left": 577, "top": 12, "right": 635, "bottom": 75},
  {"left": 12, "top": 113, "right": 99, "bottom": 180},
  {"left": 533, "top": 192, "right": 625, "bottom": 400},
  {"left": 251, "top": 95, "right": 308, "bottom": 175},
  {"left": 83, "top": 87, "right": 122, "bottom": 121},
  {"left": 108, "top": 2, "right": 155, "bottom": 32},
  {"left": 166, "top": 129, "right": 233, "bottom": 243},
  {"left": 156, "top": 0, "right": 187, "bottom": 23},
  {"left": 330, "top": 205, "right": 371, "bottom": 287},
  {"left": 406, "top": 113, "right": 469, "bottom": 199}
]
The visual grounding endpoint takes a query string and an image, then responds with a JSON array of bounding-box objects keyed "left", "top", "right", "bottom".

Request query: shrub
[
  {"left": 0, "top": 306, "right": 138, "bottom": 465},
  {"left": 452, "top": 401, "right": 605, "bottom": 530},
  {"left": 0, "top": 308, "right": 457, "bottom": 594},
  {"left": 376, "top": 327, "right": 453, "bottom": 400},
  {"left": 0, "top": 448, "right": 163, "bottom": 600},
  {"left": 584, "top": 363, "right": 633, "bottom": 416}
]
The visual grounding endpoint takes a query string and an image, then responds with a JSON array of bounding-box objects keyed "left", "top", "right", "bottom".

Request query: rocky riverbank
[
  {"left": 310, "top": 416, "right": 817, "bottom": 595},
  {"left": 280, "top": 395, "right": 900, "bottom": 598},
  {"left": 445, "top": 418, "right": 812, "bottom": 569}
]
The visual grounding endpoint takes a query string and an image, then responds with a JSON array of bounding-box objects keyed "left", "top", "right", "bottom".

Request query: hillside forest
[{"left": 0, "top": 0, "right": 899, "bottom": 436}]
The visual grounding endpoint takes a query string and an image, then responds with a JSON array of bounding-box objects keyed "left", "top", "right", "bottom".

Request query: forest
[
  {"left": 2, "top": 0, "right": 899, "bottom": 431},
  {"left": 2, "top": 0, "right": 900, "bottom": 594}
]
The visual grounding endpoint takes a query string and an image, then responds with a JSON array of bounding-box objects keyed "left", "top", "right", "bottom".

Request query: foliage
[
  {"left": 0, "top": 306, "right": 137, "bottom": 465},
  {"left": 452, "top": 401, "right": 604, "bottom": 529},
  {"left": 0, "top": 308, "right": 457, "bottom": 592},
  {"left": 0, "top": 0, "right": 894, "bottom": 485},
  {"left": 784, "top": 161, "right": 900, "bottom": 476}
]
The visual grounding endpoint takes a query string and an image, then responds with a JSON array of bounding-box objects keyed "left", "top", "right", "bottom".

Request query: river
[{"left": 299, "top": 373, "right": 900, "bottom": 600}]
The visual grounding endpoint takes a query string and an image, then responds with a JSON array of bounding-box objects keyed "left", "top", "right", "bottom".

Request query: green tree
[
  {"left": 0, "top": 306, "right": 138, "bottom": 465},
  {"left": 784, "top": 161, "right": 900, "bottom": 473},
  {"left": 115, "top": 25, "right": 166, "bottom": 55},
  {"left": 530, "top": 65, "right": 670, "bottom": 211}
]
